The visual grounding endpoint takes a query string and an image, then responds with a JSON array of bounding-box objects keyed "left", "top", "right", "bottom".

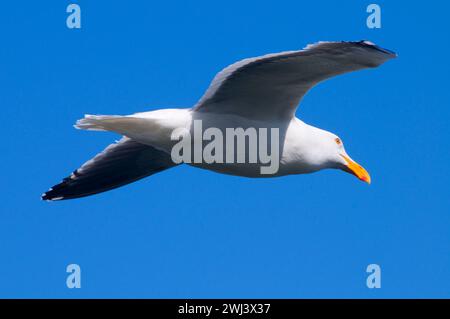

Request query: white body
[{"left": 89, "top": 108, "right": 337, "bottom": 177}]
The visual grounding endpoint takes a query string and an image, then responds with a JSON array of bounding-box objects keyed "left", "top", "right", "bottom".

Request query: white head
[{"left": 300, "top": 124, "right": 371, "bottom": 183}]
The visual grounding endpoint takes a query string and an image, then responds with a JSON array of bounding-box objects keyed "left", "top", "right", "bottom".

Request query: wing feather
[
  {"left": 194, "top": 41, "right": 396, "bottom": 120},
  {"left": 42, "top": 137, "right": 176, "bottom": 200}
]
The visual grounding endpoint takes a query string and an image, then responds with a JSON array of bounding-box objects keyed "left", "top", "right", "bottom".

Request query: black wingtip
[
  {"left": 42, "top": 175, "right": 74, "bottom": 201},
  {"left": 357, "top": 40, "right": 398, "bottom": 57},
  {"left": 41, "top": 189, "right": 64, "bottom": 201},
  {"left": 41, "top": 192, "right": 49, "bottom": 201}
]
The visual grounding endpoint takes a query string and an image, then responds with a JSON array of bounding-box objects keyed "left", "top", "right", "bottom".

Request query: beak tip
[{"left": 341, "top": 155, "right": 371, "bottom": 185}]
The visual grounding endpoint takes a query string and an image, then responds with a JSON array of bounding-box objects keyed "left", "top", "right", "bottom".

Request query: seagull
[{"left": 43, "top": 41, "right": 396, "bottom": 201}]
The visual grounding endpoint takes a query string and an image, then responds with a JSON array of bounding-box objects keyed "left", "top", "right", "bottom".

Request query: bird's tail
[
  {"left": 75, "top": 114, "right": 152, "bottom": 138},
  {"left": 75, "top": 114, "right": 127, "bottom": 132}
]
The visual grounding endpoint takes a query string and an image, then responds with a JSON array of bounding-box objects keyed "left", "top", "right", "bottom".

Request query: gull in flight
[{"left": 43, "top": 41, "right": 396, "bottom": 201}]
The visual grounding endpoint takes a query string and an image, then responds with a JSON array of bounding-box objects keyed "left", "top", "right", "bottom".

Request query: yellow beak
[{"left": 341, "top": 155, "right": 371, "bottom": 184}]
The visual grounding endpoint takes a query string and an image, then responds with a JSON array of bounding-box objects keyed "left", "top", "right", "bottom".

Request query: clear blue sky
[{"left": 1, "top": 1, "right": 449, "bottom": 298}]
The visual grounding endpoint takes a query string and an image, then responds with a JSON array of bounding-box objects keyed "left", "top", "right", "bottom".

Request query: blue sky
[{"left": 0, "top": 1, "right": 449, "bottom": 298}]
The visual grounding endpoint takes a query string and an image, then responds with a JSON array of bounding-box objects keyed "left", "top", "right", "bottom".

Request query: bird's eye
[{"left": 335, "top": 138, "right": 342, "bottom": 145}]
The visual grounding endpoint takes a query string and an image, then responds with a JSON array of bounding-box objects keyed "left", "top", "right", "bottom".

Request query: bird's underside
[{"left": 43, "top": 40, "right": 396, "bottom": 201}]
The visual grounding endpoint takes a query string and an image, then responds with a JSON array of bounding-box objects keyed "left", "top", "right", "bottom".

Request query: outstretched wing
[
  {"left": 194, "top": 41, "right": 396, "bottom": 120},
  {"left": 42, "top": 137, "right": 177, "bottom": 201}
]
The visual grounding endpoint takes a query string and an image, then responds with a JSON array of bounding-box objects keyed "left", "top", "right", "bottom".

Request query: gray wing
[
  {"left": 194, "top": 41, "right": 396, "bottom": 120},
  {"left": 42, "top": 137, "right": 177, "bottom": 201}
]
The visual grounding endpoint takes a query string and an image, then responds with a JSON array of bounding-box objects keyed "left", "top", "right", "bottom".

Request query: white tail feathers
[
  {"left": 75, "top": 114, "right": 125, "bottom": 131},
  {"left": 74, "top": 114, "right": 149, "bottom": 137}
]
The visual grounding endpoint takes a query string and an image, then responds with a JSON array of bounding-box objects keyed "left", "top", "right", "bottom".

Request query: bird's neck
[{"left": 280, "top": 119, "right": 335, "bottom": 174}]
